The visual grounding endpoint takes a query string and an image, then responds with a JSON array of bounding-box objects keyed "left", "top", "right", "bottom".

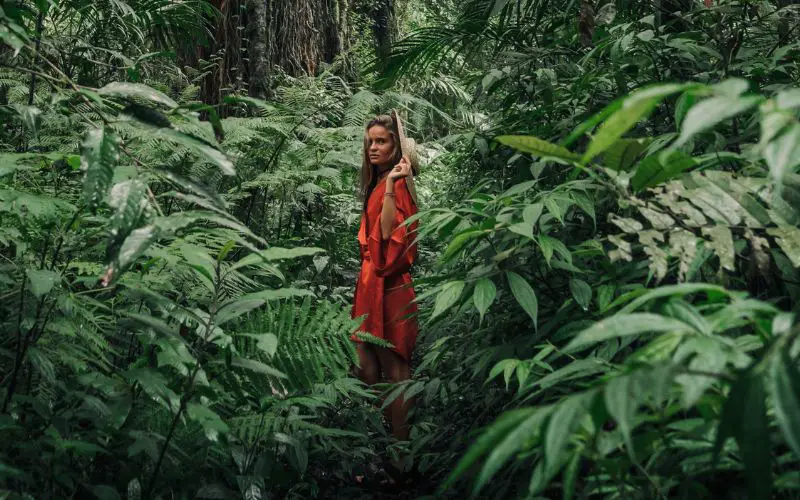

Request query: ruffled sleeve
[{"left": 367, "top": 178, "right": 418, "bottom": 279}]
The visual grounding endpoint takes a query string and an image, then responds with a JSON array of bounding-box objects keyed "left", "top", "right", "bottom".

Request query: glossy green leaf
[
  {"left": 603, "top": 138, "right": 651, "bottom": 171},
  {"left": 443, "top": 229, "right": 484, "bottom": 262},
  {"left": 507, "top": 271, "right": 538, "bottom": 329},
  {"left": 767, "top": 225, "right": 800, "bottom": 267},
  {"left": 569, "top": 279, "right": 592, "bottom": 311},
  {"left": 544, "top": 392, "right": 594, "bottom": 477},
  {"left": 565, "top": 313, "right": 690, "bottom": 352},
  {"left": 523, "top": 202, "right": 544, "bottom": 225},
  {"left": 98, "top": 82, "right": 178, "bottom": 108},
  {"left": 26, "top": 269, "right": 59, "bottom": 298},
  {"left": 583, "top": 84, "right": 687, "bottom": 163},
  {"left": 496, "top": 135, "right": 581, "bottom": 162},
  {"left": 432, "top": 281, "right": 465, "bottom": 319},
  {"left": 441, "top": 408, "right": 536, "bottom": 492},
  {"left": 81, "top": 128, "right": 120, "bottom": 211},
  {"left": 631, "top": 151, "right": 696, "bottom": 192},
  {"left": 772, "top": 349, "right": 800, "bottom": 457},
  {"left": 675, "top": 94, "right": 762, "bottom": 147},
  {"left": 473, "top": 278, "right": 497, "bottom": 323}
]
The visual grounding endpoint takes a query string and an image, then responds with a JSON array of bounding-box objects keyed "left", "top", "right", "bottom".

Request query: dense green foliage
[{"left": 2, "top": 0, "right": 800, "bottom": 498}]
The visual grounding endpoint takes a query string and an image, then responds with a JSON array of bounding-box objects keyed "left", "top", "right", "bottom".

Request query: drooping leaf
[
  {"left": 523, "top": 203, "right": 544, "bottom": 226},
  {"left": 432, "top": 281, "right": 465, "bottom": 319},
  {"left": 506, "top": 271, "right": 538, "bottom": 329},
  {"left": 475, "top": 408, "right": 552, "bottom": 495},
  {"left": 603, "top": 138, "right": 651, "bottom": 171},
  {"left": 702, "top": 225, "right": 735, "bottom": 271},
  {"left": 98, "top": 82, "right": 178, "bottom": 109},
  {"left": 81, "top": 128, "right": 120, "bottom": 211},
  {"left": 26, "top": 269, "right": 60, "bottom": 298},
  {"left": 496, "top": 135, "right": 581, "bottom": 162},
  {"left": 767, "top": 225, "right": 800, "bottom": 267},
  {"left": 441, "top": 408, "right": 536, "bottom": 492},
  {"left": 605, "top": 374, "right": 638, "bottom": 459},
  {"left": 12, "top": 105, "right": 41, "bottom": 140},
  {"left": 443, "top": 229, "right": 485, "bottom": 262},
  {"left": 583, "top": 84, "right": 688, "bottom": 163},
  {"left": 675, "top": 94, "right": 762, "bottom": 147},
  {"left": 473, "top": 278, "right": 497, "bottom": 323},
  {"left": 544, "top": 392, "right": 595, "bottom": 478},
  {"left": 569, "top": 279, "right": 592, "bottom": 311},
  {"left": 565, "top": 313, "right": 690, "bottom": 352},
  {"left": 631, "top": 151, "right": 696, "bottom": 192},
  {"left": 771, "top": 349, "right": 800, "bottom": 457},
  {"left": 186, "top": 403, "right": 229, "bottom": 442},
  {"left": 231, "top": 357, "right": 286, "bottom": 378},
  {"left": 149, "top": 128, "right": 234, "bottom": 176}
]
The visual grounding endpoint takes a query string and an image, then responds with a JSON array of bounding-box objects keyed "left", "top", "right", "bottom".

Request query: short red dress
[{"left": 351, "top": 177, "right": 419, "bottom": 361}]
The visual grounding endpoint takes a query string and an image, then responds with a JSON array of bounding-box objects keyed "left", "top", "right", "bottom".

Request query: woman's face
[{"left": 367, "top": 125, "right": 395, "bottom": 168}]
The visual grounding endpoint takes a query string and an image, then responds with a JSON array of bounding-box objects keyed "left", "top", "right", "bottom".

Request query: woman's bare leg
[
  {"left": 375, "top": 347, "right": 413, "bottom": 441},
  {"left": 356, "top": 343, "right": 380, "bottom": 385}
]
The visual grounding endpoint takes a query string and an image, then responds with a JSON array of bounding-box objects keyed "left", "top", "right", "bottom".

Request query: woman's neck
[{"left": 375, "top": 164, "right": 392, "bottom": 181}]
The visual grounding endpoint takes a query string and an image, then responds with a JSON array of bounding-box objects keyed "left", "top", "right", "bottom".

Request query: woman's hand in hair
[{"left": 387, "top": 155, "right": 411, "bottom": 181}]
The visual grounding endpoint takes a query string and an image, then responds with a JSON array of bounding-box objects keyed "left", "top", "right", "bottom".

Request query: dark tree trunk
[
  {"left": 370, "top": 0, "right": 396, "bottom": 65},
  {"left": 246, "top": 0, "right": 269, "bottom": 98},
  {"left": 192, "top": 0, "right": 354, "bottom": 106}
]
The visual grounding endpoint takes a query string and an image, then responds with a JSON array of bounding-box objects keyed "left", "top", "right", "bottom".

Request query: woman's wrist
[{"left": 385, "top": 178, "right": 395, "bottom": 193}]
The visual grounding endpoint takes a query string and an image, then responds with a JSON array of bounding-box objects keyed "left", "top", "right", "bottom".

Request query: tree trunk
[
  {"left": 246, "top": 0, "right": 269, "bottom": 98},
  {"left": 371, "top": 0, "right": 396, "bottom": 65}
]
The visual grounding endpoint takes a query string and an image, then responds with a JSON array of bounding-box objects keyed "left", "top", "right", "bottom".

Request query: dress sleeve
[{"left": 367, "top": 178, "right": 418, "bottom": 278}]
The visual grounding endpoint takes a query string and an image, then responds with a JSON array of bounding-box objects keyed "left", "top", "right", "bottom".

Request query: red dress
[{"left": 351, "top": 177, "right": 419, "bottom": 361}]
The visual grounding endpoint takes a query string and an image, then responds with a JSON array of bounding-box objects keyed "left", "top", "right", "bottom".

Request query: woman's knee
[{"left": 356, "top": 345, "right": 380, "bottom": 385}]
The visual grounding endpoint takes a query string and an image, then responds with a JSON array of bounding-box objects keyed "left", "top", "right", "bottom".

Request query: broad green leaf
[
  {"left": 26, "top": 269, "right": 59, "bottom": 298},
  {"left": 216, "top": 298, "right": 265, "bottom": 325},
  {"left": 631, "top": 151, "right": 696, "bottom": 191},
  {"left": 507, "top": 271, "right": 538, "bottom": 329},
  {"left": 186, "top": 403, "right": 229, "bottom": 442},
  {"left": 508, "top": 222, "right": 534, "bottom": 239},
  {"left": 565, "top": 313, "right": 690, "bottom": 352},
  {"left": 523, "top": 203, "right": 544, "bottom": 225},
  {"left": 583, "top": 84, "right": 688, "bottom": 163},
  {"left": 767, "top": 225, "right": 800, "bottom": 267},
  {"left": 258, "top": 246, "right": 325, "bottom": 261},
  {"left": 605, "top": 374, "right": 637, "bottom": 459},
  {"left": 111, "top": 224, "right": 158, "bottom": 278},
  {"left": 496, "top": 135, "right": 580, "bottom": 162},
  {"left": 702, "top": 225, "right": 735, "bottom": 271},
  {"left": 432, "top": 281, "right": 465, "bottom": 319},
  {"left": 603, "top": 138, "right": 651, "bottom": 171},
  {"left": 441, "top": 408, "right": 536, "bottom": 492},
  {"left": 473, "top": 278, "right": 497, "bottom": 323},
  {"left": 544, "top": 392, "right": 594, "bottom": 477},
  {"left": 12, "top": 105, "right": 41, "bottom": 140},
  {"left": 537, "top": 234, "right": 557, "bottom": 264},
  {"left": 569, "top": 279, "right": 592, "bottom": 311},
  {"left": 443, "top": 229, "right": 485, "bottom": 262},
  {"left": 107, "top": 180, "right": 149, "bottom": 249},
  {"left": 99, "top": 82, "right": 178, "bottom": 108},
  {"left": 771, "top": 349, "right": 800, "bottom": 457},
  {"left": 765, "top": 124, "right": 800, "bottom": 186},
  {"left": 81, "top": 128, "right": 120, "bottom": 211},
  {"left": 675, "top": 95, "right": 762, "bottom": 147},
  {"left": 475, "top": 408, "right": 552, "bottom": 495},
  {"left": 239, "top": 288, "right": 314, "bottom": 302},
  {"left": 149, "top": 128, "right": 234, "bottom": 176},
  {"left": 736, "top": 375, "right": 772, "bottom": 500},
  {"left": 231, "top": 357, "right": 286, "bottom": 378},
  {"left": 618, "top": 283, "right": 729, "bottom": 314}
]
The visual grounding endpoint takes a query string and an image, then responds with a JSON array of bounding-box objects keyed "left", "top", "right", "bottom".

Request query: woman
[{"left": 351, "top": 112, "right": 419, "bottom": 483}]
